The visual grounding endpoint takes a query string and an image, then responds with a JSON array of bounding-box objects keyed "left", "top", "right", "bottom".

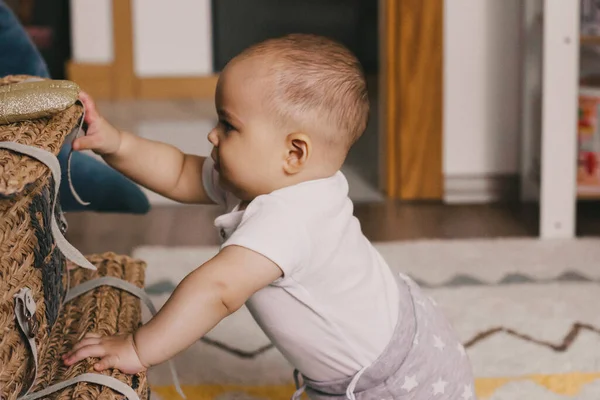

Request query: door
[{"left": 379, "top": 0, "right": 444, "bottom": 200}]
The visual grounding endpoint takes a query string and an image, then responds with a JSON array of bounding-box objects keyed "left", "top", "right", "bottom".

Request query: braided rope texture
[{"left": 27, "top": 253, "right": 149, "bottom": 400}]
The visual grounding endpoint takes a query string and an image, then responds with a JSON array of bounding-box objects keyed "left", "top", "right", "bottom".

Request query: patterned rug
[{"left": 132, "top": 239, "right": 600, "bottom": 400}]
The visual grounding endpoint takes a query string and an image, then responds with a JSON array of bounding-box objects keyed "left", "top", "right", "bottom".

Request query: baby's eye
[{"left": 220, "top": 120, "right": 235, "bottom": 133}]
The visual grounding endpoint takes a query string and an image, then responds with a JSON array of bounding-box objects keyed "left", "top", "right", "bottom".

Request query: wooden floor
[{"left": 64, "top": 201, "right": 600, "bottom": 256}]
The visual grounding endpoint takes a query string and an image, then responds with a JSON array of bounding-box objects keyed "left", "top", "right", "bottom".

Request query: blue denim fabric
[
  {"left": 0, "top": 1, "right": 149, "bottom": 213},
  {"left": 58, "top": 143, "right": 150, "bottom": 213}
]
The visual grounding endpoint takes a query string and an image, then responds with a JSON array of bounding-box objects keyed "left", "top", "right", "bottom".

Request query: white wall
[
  {"left": 132, "top": 0, "right": 213, "bottom": 77},
  {"left": 443, "top": 0, "right": 522, "bottom": 176},
  {"left": 69, "top": 0, "right": 114, "bottom": 64}
]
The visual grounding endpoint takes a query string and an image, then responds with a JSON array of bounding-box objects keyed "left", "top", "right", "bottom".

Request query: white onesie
[{"left": 202, "top": 158, "right": 400, "bottom": 381}]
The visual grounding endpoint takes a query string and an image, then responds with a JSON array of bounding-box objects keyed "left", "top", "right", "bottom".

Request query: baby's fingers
[
  {"left": 64, "top": 344, "right": 106, "bottom": 366},
  {"left": 72, "top": 135, "right": 101, "bottom": 151},
  {"left": 78, "top": 91, "right": 101, "bottom": 124},
  {"left": 62, "top": 337, "right": 101, "bottom": 359},
  {"left": 94, "top": 355, "right": 119, "bottom": 371}
]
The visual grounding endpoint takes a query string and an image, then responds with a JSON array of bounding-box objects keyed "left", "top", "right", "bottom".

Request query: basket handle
[{"left": 0, "top": 141, "right": 96, "bottom": 271}]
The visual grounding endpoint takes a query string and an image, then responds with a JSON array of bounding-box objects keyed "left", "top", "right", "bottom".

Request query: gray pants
[{"left": 295, "top": 273, "right": 475, "bottom": 400}]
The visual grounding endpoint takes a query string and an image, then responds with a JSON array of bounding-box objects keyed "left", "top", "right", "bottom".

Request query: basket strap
[
  {"left": 0, "top": 141, "right": 96, "bottom": 271},
  {"left": 66, "top": 276, "right": 186, "bottom": 399},
  {"left": 65, "top": 277, "right": 157, "bottom": 313},
  {"left": 65, "top": 101, "right": 90, "bottom": 206},
  {"left": 13, "top": 288, "right": 143, "bottom": 400},
  {"left": 14, "top": 288, "right": 39, "bottom": 396},
  {"left": 17, "top": 373, "right": 140, "bottom": 400}
]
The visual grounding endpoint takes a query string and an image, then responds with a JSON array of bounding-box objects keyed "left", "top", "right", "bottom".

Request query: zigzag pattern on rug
[
  {"left": 412, "top": 270, "right": 599, "bottom": 287},
  {"left": 200, "top": 337, "right": 274, "bottom": 359},
  {"left": 195, "top": 321, "right": 600, "bottom": 359},
  {"left": 465, "top": 322, "right": 600, "bottom": 352}
]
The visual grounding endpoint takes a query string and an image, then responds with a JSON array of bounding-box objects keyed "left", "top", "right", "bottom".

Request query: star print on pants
[
  {"left": 432, "top": 378, "right": 447, "bottom": 395},
  {"left": 401, "top": 375, "right": 418, "bottom": 392},
  {"left": 462, "top": 384, "right": 473, "bottom": 399},
  {"left": 433, "top": 335, "right": 446, "bottom": 351}
]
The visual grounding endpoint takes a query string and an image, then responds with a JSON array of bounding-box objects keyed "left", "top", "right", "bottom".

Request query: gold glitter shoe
[{"left": 0, "top": 78, "right": 80, "bottom": 125}]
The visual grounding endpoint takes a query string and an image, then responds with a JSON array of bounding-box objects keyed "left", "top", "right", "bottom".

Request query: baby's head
[{"left": 208, "top": 34, "right": 369, "bottom": 200}]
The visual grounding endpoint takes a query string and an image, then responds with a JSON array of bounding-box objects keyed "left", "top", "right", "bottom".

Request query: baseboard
[
  {"left": 67, "top": 61, "right": 218, "bottom": 100},
  {"left": 136, "top": 75, "right": 219, "bottom": 99},
  {"left": 66, "top": 61, "right": 113, "bottom": 99},
  {"left": 444, "top": 175, "right": 519, "bottom": 204}
]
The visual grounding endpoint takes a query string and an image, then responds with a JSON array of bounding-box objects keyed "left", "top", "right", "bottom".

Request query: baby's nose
[{"left": 207, "top": 129, "right": 218, "bottom": 146}]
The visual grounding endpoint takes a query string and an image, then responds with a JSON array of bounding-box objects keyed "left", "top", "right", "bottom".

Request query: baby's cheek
[{"left": 218, "top": 163, "right": 242, "bottom": 189}]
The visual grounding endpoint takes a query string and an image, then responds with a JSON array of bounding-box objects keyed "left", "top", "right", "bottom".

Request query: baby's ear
[{"left": 283, "top": 132, "right": 311, "bottom": 175}]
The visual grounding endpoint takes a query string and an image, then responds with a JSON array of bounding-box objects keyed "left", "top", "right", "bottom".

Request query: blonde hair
[{"left": 237, "top": 34, "right": 370, "bottom": 151}]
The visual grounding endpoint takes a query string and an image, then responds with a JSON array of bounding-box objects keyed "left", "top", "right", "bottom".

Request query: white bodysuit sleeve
[{"left": 222, "top": 196, "right": 311, "bottom": 280}]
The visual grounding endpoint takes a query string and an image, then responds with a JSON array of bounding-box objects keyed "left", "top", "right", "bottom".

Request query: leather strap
[
  {"left": 65, "top": 277, "right": 158, "bottom": 314},
  {"left": 14, "top": 288, "right": 39, "bottom": 397},
  {"left": 0, "top": 141, "right": 96, "bottom": 271},
  {"left": 65, "top": 102, "right": 90, "bottom": 206},
  {"left": 18, "top": 373, "right": 140, "bottom": 400}
]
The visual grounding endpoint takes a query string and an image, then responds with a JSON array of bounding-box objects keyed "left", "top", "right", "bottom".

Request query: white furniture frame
[{"left": 521, "top": 0, "right": 580, "bottom": 238}]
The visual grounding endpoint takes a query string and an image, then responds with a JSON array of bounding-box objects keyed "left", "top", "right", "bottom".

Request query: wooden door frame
[
  {"left": 378, "top": 0, "right": 444, "bottom": 200},
  {"left": 68, "top": 0, "right": 218, "bottom": 100}
]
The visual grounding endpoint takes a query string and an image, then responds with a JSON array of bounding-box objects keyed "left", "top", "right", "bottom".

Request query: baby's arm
[
  {"left": 63, "top": 246, "right": 282, "bottom": 371},
  {"left": 135, "top": 246, "right": 282, "bottom": 365},
  {"left": 75, "top": 92, "right": 214, "bottom": 204}
]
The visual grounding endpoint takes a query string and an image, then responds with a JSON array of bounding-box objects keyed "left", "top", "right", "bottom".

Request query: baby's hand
[
  {"left": 74, "top": 92, "right": 123, "bottom": 155},
  {"left": 63, "top": 332, "right": 147, "bottom": 374}
]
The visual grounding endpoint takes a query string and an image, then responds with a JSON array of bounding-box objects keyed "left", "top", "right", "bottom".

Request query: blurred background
[{"left": 6, "top": 0, "right": 600, "bottom": 252}]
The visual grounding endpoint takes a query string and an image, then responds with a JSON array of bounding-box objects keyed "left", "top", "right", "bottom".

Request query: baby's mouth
[{"left": 210, "top": 150, "right": 219, "bottom": 170}]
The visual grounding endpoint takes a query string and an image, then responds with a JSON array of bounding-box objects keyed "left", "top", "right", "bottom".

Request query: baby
[{"left": 63, "top": 34, "right": 474, "bottom": 399}]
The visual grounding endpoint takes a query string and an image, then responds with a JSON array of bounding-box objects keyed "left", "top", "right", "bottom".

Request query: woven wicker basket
[
  {"left": 29, "top": 253, "right": 149, "bottom": 400},
  {"left": 0, "top": 74, "right": 83, "bottom": 397},
  {"left": 1, "top": 75, "right": 150, "bottom": 399}
]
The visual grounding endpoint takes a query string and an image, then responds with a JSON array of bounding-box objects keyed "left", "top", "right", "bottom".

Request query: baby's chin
[
  {"left": 217, "top": 174, "right": 233, "bottom": 192},
  {"left": 218, "top": 175, "right": 252, "bottom": 200}
]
